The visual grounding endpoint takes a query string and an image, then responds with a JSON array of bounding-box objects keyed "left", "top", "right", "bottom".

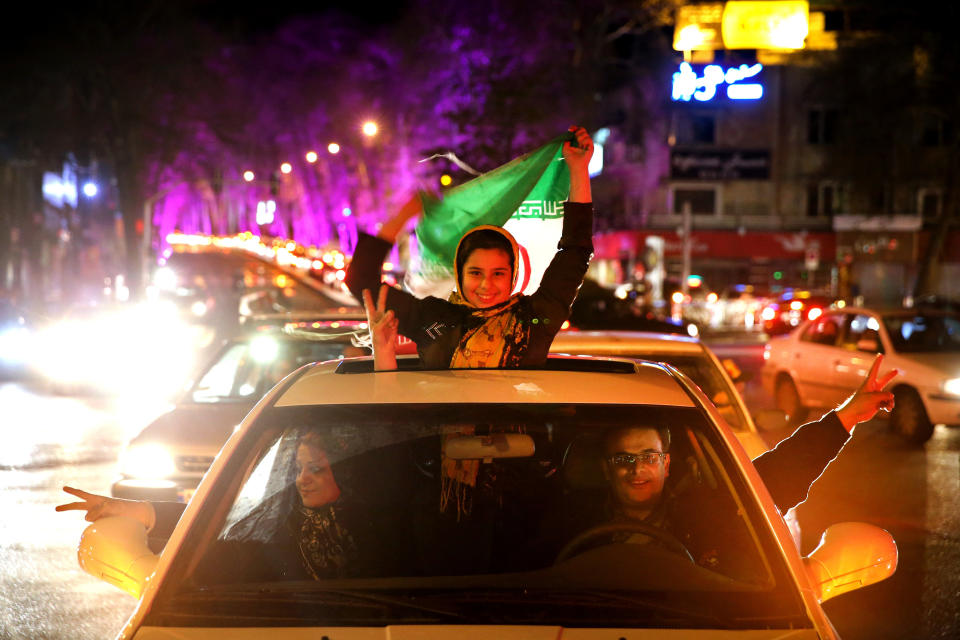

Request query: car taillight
[{"left": 807, "top": 307, "right": 823, "bottom": 321}]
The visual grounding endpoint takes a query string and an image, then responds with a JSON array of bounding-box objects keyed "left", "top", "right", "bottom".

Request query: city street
[{"left": 1, "top": 339, "right": 958, "bottom": 639}]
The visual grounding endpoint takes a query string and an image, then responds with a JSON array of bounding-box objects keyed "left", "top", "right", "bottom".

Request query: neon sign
[{"left": 672, "top": 62, "right": 764, "bottom": 102}]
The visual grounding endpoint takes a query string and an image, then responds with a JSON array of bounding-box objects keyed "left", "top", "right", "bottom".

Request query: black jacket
[{"left": 344, "top": 201, "right": 594, "bottom": 368}]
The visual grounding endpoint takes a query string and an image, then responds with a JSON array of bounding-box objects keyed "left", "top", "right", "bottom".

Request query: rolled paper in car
[
  {"left": 78, "top": 516, "right": 160, "bottom": 599},
  {"left": 443, "top": 433, "right": 536, "bottom": 460}
]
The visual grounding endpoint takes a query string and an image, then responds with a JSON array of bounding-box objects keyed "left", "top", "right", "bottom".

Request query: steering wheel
[{"left": 555, "top": 522, "right": 695, "bottom": 564}]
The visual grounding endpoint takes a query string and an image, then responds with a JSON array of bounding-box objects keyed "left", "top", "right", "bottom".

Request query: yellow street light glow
[
  {"left": 243, "top": 170, "right": 255, "bottom": 182},
  {"left": 327, "top": 142, "right": 341, "bottom": 154},
  {"left": 440, "top": 174, "right": 453, "bottom": 186},
  {"left": 721, "top": 1, "right": 809, "bottom": 51},
  {"left": 305, "top": 151, "right": 318, "bottom": 163},
  {"left": 280, "top": 162, "right": 293, "bottom": 174},
  {"left": 675, "top": 24, "right": 710, "bottom": 50},
  {"left": 362, "top": 121, "right": 378, "bottom": 137}
]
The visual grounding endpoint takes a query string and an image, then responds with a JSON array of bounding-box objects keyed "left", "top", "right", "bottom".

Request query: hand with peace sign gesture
[
  {"left": 362, "top": 285, "right": 398, "bottom": 371},
  {"left": 55, "top": 486, "right": 156, "bottom": 530},
  {"left": 835, "top": 354, "right": 900, "bottom": 432}
]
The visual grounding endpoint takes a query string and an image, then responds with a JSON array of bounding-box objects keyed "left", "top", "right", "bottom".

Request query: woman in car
[
  {"left": 58, "top": 431, "right": 383, "bottom": 581},
  {"left": 347, "top": 125, "right": 594, "bottom": 370}
]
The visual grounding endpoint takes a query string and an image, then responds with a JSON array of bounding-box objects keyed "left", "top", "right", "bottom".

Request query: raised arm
[
  {"left": 753, "top": 354, "right": 899, "bottom": 513},
  {"left": 563, "top": 125, "right": 593, "bottom": 203}
]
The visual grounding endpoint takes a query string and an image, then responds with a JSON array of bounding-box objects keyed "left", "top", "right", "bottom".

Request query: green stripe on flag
[{"left": 416, "top": 132, "right": 573, "bottom": 278}]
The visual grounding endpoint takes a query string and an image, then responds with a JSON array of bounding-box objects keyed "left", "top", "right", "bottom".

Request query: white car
[
  {"left": 762, "top": 307, "right": 960, "bottom": 444},
  {"left": 78, "top": 356, "right": 895, "bottom": 639},
  {"left": 112, "top": 313, "right": 369, "bottom": 503}
]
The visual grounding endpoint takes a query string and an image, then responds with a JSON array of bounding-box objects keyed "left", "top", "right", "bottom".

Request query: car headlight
[
  {"left": 120, "top": 443, "right": 177, "bottom": 479},
  {"left": 944, "top": 378, "right": 960, "bottom": 397}
]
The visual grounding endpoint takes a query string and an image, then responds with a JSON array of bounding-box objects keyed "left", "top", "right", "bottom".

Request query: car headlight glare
[
  {"left": 121, "top": 443, "right": 176, "bottom": 479},
  {"left": 944, "top": 378, "right": 960, "bottom": 397}
]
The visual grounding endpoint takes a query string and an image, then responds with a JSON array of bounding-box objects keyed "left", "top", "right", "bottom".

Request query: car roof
[
  {"left": 274, "top": 355, "right": 697, "bottom": 408},
  {"left": 820, "top": 306, "right": 960, "bottom": 317},
  {"left": 550, "top": 330, "right": 706, "bottom": 357}
]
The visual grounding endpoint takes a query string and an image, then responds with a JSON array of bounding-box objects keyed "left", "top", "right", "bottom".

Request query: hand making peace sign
[{"left": 835, "top": 354, "right": 900, "bottom": 431}]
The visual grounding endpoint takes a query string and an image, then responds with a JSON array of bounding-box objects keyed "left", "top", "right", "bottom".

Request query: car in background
[
  {"left": 0, "top": 298, "right": 32, "bottom": 378},
  {"left": 78, "top": 356, "right": 896, "bottom": 639},
  {"left": 762, "top": 307, "right": 960, "bottom": 444},
  {"left": 111, "top": 312, "right": 369, "bottom": 502},
  {"left": 760, "top": 290, "right": 838, "bottom": 336},
  {"left": 569, "top": 278, "right": 699, "bottom": 337},
  {"left": 153, "top": 242, "right": 359, "bottom": 330}
]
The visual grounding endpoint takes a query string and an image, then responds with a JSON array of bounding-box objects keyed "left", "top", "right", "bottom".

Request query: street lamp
[
  {"left": 305, "top": 151, "right": 318, "bottom": 163},
  {"left": 243, "top": 170, "right": 255, "bottom": 182},
  {"left": 82, "top": 182, "right": 98, "bottom": 197},
  {"left": 362, "top": 121, "right": 378, "bottom": 137},
  {"left": 280, "top": 162, "right": 293, "bottom": 174},
  {"left": 327, "top": 142, "right": 341, "bottom": 154}
]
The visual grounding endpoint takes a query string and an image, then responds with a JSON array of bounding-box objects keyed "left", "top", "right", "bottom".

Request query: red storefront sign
[{"left": 594, "top": 230, "right": 837, "bottom": 261}]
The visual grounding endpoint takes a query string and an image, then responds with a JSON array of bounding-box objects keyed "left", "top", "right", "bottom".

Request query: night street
[
  {"left": 1, "top": 341, "right": 957, "bottom": 639},
  {"left": 2, "top": 2, "right": 960, "bottom": 638}
]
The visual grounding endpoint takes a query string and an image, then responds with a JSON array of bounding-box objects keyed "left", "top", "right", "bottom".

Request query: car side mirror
[
  {"left": 753, "top": 409, "right": 789, "bottom": 432},
  {"left": 803, "top": 522, "right": 897, "bottom": 603},
  {"left": 78, "top": 516, "right": 160, "bottom": 599},
  {"left": 856, "top": 338, "right": 879, "bottom": 352}
]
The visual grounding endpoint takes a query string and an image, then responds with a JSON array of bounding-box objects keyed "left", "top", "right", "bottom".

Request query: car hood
[
  {"left": 133, "top": 402, "right": 255, "bottom": 452},
  {"left": 893, "top": 352, "right": 960, "bottom": 376},
  {"left": 127, "top": 625, "right": 823, "bottom": 639}
]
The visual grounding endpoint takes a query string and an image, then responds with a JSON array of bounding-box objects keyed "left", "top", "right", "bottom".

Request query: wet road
[
  {"left": 1, "top": 338, "right": 958, "bottom": 639},
  {"left": 0, "top": 381, "right": 164, "bottom": 640}
]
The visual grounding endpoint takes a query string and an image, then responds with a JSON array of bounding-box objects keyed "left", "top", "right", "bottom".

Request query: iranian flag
[{"left": 407, "top": 132, "right": 572, "bottom": 298}]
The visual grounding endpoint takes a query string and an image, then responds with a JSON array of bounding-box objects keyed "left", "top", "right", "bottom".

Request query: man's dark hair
[
  {"left": 602, "top": 425, "right": 671, "bottom": 454},
  {"left": 455, "top": 228, "right": 515, "bottom": 289}
]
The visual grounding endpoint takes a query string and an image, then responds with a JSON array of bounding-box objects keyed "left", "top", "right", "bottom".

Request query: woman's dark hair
[{"left": 455, "top": 229, "right": 515, "bottom": 289}]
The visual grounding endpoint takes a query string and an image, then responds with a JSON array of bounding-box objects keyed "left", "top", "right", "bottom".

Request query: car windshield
[
  {"left": 190, "top": 337, "right": 364, "bottom": 403},
  {"left": 163, "top": 251, "right": 345, "bottom": 312},
  {"left": 151, "top": 403, "right": 808, "bottom": 630},
  {"left": 883, "top": 313, "right": 960, "bottom": 353}
]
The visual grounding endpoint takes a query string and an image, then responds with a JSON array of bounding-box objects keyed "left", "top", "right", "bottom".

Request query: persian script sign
[
  {"left": 511, "top": 200, "right": 565, "bottom": 220},
  {"left": 670, "top": 149, "right": 770, "bottom": 180}
]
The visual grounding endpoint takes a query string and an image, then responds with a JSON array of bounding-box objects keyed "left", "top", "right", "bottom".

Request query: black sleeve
[
  {"left": 529, "top": 201, "right": 594, "bottom": 322},
  {"left": 751, "top": 411, "right": 851, "bottom": 513},
  {"left": 149, "top": 501, "right": 188, "bottom": 541},
  {"left": 344, "top": 232, "right": 450, "bottom": 342}
]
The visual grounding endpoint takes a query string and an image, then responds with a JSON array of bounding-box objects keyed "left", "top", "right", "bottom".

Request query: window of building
[
  {"left": 672, "top": 185, "right": 720, "bottom": 216},
  {"left": 807, "top": 108, "right": 838, "bottom": 144},
  {"left": 675, "top": 112, "right": 716, "bottom": 145},
  {"left": 917, "top": 114, "right": 953, "bottom": 147},
  {"left": 806, "top": 181, "right": 848, "bottom": 217},
  {"left": 917, "top": 187, "right": 943, "bottom": 219}
]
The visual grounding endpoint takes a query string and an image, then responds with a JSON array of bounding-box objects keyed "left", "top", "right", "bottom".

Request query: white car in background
[
  {"left": 77, "top": 355, "right": 895, "bottom": 639},
  {"left": 762, "top": 307, "right": 960, "bottom": 444}
]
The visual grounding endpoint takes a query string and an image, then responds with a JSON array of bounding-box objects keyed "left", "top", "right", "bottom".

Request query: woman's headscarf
[{"left": 447, "top": 225, "right": 531, "bottom": 368}]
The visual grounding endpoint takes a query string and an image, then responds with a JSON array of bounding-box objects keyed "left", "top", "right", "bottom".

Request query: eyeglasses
[{"left": 608, "top": 451, "right": 667, "bottom": 468}]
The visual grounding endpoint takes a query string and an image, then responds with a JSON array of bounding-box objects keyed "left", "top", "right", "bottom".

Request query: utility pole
[{"left": 681, "top": 200, "right": 692, "bottom": 295}]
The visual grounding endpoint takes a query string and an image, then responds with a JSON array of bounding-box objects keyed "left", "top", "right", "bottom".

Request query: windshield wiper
[
  {"left": 186, "top": 583, "right": 465, "bottom": 620},
  {"left": 428, "top": 589, "right": 730, "bottom": 627}
]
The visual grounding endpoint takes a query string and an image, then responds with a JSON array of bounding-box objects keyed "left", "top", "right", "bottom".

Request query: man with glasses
[{"left": 592, "top": 354, "right": 899, "bottom": 576}]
